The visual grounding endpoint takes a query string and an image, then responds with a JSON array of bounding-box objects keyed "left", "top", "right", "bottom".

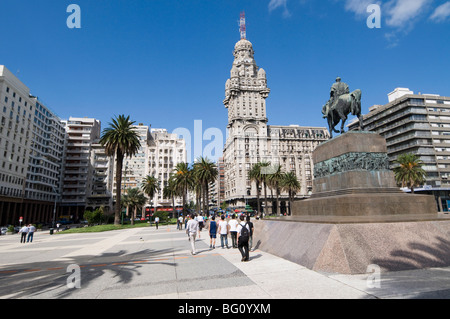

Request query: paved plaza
[{"left": 0, "top": 224, "right": 450, "bottom": 300}]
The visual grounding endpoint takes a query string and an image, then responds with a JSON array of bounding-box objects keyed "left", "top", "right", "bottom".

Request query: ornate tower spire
[{"left": 240, "top": 12, "right": 246, "bottom": 40}]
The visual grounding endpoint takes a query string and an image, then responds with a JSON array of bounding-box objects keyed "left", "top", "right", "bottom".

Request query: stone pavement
[{"left": 0, "top": 223, "right": 449, "bottom": 300}]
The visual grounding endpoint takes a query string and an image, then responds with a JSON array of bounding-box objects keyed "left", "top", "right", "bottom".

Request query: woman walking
[{"left": 209, "top": 215, "right": 218, "bottom": 249}]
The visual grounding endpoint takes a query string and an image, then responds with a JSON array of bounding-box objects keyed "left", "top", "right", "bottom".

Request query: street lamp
[{"left": 51, "top": 186, "right": 59, "bottom": 229}]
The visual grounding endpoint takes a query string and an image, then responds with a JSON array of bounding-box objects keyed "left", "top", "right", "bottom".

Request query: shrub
[
  {"left": 153, "top": 211, "right": 169, "bottom": 223},
  {"left": 84, "top": 208, "right": 104, "bottom": 226}
]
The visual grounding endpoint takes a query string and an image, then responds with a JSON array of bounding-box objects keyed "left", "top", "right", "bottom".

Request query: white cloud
[
  {"left": 344, "top": 0, "right": 379, "bottom": 16},
  {"left": 384, "top": 0, "right": 432, "bottom": 27},
  {"left": 430, "top": 1, "right": 450, "bottom": 22},
  {"left": 268, "top": 0, "right": 291, "bottom": 17}
]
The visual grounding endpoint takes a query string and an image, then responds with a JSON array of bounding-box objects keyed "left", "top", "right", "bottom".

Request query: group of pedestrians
[
  {"left": 18, "top": 224, "right": 36, "bottom": 243},
  {"left": 186, "top": 213, "right": 254, "bottom": 262}
]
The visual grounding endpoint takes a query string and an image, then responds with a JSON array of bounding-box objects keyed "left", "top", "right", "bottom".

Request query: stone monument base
[
  {"left": 293, "top": 131, "right": 437, "bottom": 221},
  {"left": 294, "top": 193, "right": 437, "bottom": 222},
  {"left": 253, "top": 218, "right": 450, "bottom": 274}
]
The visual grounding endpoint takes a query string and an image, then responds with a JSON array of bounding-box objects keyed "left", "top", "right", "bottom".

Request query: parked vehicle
[{"left": 0, "top": 227, "right": 7, "bottom": 235}]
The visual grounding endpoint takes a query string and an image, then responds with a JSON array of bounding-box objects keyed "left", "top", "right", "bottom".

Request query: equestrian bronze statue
[{"left": 322, "top": 77, "right": 364, "bottom": 138}]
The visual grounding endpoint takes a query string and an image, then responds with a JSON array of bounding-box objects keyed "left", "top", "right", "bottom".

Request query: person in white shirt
[
  {"left": 186, "top": 214, "right": 199, "bottom": 255},
  {"left": 228, "top": 214, "right": 239, "bottom": 248},
  {"left": 197, "top": 214, "right": 204, "bottom": 238},
  {"left": 177, "top": 215, "right": 184, "bottom": 230},
  {"left": 27, "top": 224, "right": 36, "bottom": 243},
  {"left": 218, "top": 215, "right": 229, "bottom": 249},
  {"left": 18, "top": 225, "right": 29, "bottom": 243}
]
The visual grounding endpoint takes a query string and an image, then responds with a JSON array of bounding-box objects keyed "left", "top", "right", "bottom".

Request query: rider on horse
[{"left": 323, "top": 77, "right": 349, "bottom": 119}]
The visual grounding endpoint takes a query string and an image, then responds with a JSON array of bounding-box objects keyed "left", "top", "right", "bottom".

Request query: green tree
[
  {"left": 193, "top": 157, "right": 218, "bottom": 215},
  {"left": 84, "top": 207, "right": 104, "bottom": 226},
  {"left": 393, "top": 153, "right": 426, "bottom": 194},
  {"left": 141, "top": 175, "right": 160, "bottom": 215},
  {"left": 249, "top": 163, "right": 263, "bottom": 216},
  {"left": 267, "top": 163, "right": 284, "bottom": 216},
  {"left": 100, "top": 115, "right": 141, "bottom": 225},
  {"left": 173, "top": 162, "right": 193, "bottom": 213},
  {"left": 259, "top": 161, "right": 271, "bottom": 218},
  {"left": 123, "top": 188, "right": 147, "bottom": 225},
  {"left": 164, "top": 176, "right": 180, "bottom": 217},
  {"left": 281, "top": 172, "right": 301, "bottom": 216}
]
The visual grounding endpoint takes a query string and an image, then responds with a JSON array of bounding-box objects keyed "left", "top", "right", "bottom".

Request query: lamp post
[{"left": 51, "top": 186, "right": 58, "bottom": 229}]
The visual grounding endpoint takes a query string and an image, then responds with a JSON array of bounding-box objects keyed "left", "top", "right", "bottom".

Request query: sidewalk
[{"left": 0, "top": 224, "right": 449, "bottom": 299}]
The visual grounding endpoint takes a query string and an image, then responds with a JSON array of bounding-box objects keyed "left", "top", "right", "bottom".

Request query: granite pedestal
[{"left": 292, "top": 131, "right": 437, "bottom": 221}]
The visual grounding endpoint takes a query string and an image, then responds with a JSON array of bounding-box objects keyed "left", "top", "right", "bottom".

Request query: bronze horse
[{"left": 322, "top": 89, "right": 364, "bottom": 138}]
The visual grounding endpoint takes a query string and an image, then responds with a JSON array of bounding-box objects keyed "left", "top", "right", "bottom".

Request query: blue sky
[{"left": 1, "top": 0, "right": 450, "bottom": 159}]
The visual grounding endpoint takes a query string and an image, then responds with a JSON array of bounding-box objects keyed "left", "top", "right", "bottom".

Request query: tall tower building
[{"left": 222, "top": 17, "right": 330, "bottom": 213}]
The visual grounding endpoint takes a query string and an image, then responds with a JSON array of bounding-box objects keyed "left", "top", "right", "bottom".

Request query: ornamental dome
[
  {"left": 258, "top": 68, "right": 266, "bottom": 78},
  {"left": 234, "top": 39, "right": 253, "bottom": 52}
]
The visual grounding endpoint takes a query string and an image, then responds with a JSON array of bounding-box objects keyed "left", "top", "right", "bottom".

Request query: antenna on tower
[{"left": 239, "top": 11, "right": 246, "bottom": 39}]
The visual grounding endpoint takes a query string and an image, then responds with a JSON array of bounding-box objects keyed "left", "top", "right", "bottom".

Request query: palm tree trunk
[
  {"left": 131, "top": 206, "right": 136, "bottom": 225},
  {"left": 276, "top": 182, "right": 280, "bottom": 216},
  {"left": 114, "top": 152, "right": 124, "bottom": 225},
  {"left": 183, "top": 185, "right": 187, "bottom": 213},
  {"left": 172, "top": 196, "right": 176, "bottom": 218},
  {"left": 203, "top": 182, "right": 209, "bottom": 215},
  {"left": 289, "top": 190, "right": 293, "bottom": 216},
  {"left": 256, "top": 180, "right": 261, "bottom": 217},
  {"left": 263, "top": 183, "right": 268, "bottom": 219}
]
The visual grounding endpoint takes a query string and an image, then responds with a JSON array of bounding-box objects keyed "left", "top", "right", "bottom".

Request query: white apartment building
[
  {"left": 148, "top": 128, "right": 187, "bottom": 210},
  {"left": 111, "top": 125, "right": 187, "bottom": 214},
  {"left": 0, "top": 66, "right": 32, "bottom": 201},
  {"left": 0, "top": 65, "right": 65, "bottom": 226},
  {"left": 86, "top": 140, "right": 114, "bottom": 213},
  {"left": 60, "top": 117, "right": 101, "bottom": 219}
]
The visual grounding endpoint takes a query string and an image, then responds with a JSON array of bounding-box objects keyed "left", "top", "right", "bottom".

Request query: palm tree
[
  {"left": 393, "top": 153, "right": 426, "bottom": 194},
  {"left": 141, "top": 175, "right": 160, "bottom": 215},
  {"left": 249, "top": 163, "right": 263, "bottom": 217},
  {"left": 122, "top": 188, "right": 147, "bottom": 225},
  {"left": 259, "top": 161, "right": 271, "bottom": 218},
  {"left": 190, "top": 173, "right": 202, "bottom": 215},
  {"left": 281, "top": 172, "right": 301, "bottom": 216},
  {"left": 193, "top": 157, "right": 218, "bottom": 215},
  {"left": 100, "top": 115, "right": 141, "bottom": 225},
  {"left": 164, "top": 177, "right": 180, "bottom": 218},
  {"left": 173, "top": 162, "right": 193, "bottom": 213},
  {"left": 268, "top": 163, "right": 284, "bottom": 216}
]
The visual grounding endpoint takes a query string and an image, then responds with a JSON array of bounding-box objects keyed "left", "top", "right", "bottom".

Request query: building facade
[
  {"left": 112, "top": 125, "right": 188, "bottom": 214},
  {"left": 348, "top": 87, "right": 450, "bottom": 212},
  {"left": 0, "top": 65, "right": 65, "bottom": 226},
  {"left": 222, "top": 39, "right": 329, "bottom": 213},
  {"left": 60, "top": 117, "right": 102, "bottom": 219}
]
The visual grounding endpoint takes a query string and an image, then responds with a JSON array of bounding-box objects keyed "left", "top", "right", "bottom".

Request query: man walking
[
  {"left": 186, "top": 213, "right": 199, "bottom": 255},
  {"left": 27, "top": 224, "right": 36, "bottom": 243},
  {"left": 228, "top": 214, "right": 239, "bottom": 248},
  {"left": 18, "top": 225, "right": 29, "bottom": 244},
  {"left": 218, "top": 215, "right": 229, "bottom": 249},
  {"left": 237, "top": 215, "right": 250, "bottom": 262}
]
